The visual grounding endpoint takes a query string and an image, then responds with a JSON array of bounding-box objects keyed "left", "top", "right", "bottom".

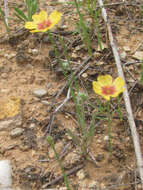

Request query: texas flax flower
[
  {"left": 92, "top": 75, "right": 125, "bottom": 100},
  {"left": 25, "top": 10, "right": 62, "bottom": 33}
]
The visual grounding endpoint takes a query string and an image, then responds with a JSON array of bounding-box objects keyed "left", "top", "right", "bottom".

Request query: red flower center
[
  {"left": 37, "top": 20, "right": 51, "bottom": 29},
  {"left": 101, "top": 85, "right": 116, "bottom": 95}
]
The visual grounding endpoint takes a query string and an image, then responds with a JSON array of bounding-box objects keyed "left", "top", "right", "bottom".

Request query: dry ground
[{"left": 0, "top": 0, "right": 143, "bottom": 189}]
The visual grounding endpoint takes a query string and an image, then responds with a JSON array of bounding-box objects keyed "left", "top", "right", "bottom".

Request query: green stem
[
  {"left": 117, "top": 97, "right": 122, "bottom": 121},
  {"left": 47, "top": 136, "right": 71, "bottom": 190},
  {"left": 107, "top": 102, "right": 112, "bottom": 155}
]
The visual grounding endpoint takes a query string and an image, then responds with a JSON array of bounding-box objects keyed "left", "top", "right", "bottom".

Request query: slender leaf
[{"left": 14, "top": 7, "right": 28, "bottom": 21}]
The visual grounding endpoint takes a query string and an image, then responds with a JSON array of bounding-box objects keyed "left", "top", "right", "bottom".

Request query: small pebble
[
  {"left": 41, "top": 100, "right": 50, "bottom": 106},
  {"left": 120, "top": 51, "right": 126, "bottom": 59},
  {"left": 76, "top": 169, "right": 86, "bottom": 180},
  {"left": 104, "top": 135, "right": 109, "bottom": 141},
  {"left": 82, "top": 73, "right": 88, "bottom": 78},
  {"left": 1, "top": 73, "right": 8, "bottom": 79},
  {"left": 0, "top": 160, "right": 12, "bottom": 188},
  {"left": 71, "top": 53, "right": 78, "bottom": 58},
  {"left": 29, "top": 123, "right": 36, "bottom": 129},
  {"left": 31, "top": 49, "right": 39, "bottom": 55},
  {"left": 32, "top": 89, "right": 47, "bottom": 98},
  {"left": 123, "top": 46, "right": 130, "bottom": 52},
  {"left": 10, "top": 128, "right": 24, "bottom": 138}
]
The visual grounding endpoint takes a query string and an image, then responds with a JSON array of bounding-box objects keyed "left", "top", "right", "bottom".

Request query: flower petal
[
  {"left": 25, "top": 22, "right": 37, "bottom": 29},
  {"left": 113, "top": 77, "right": 124, "bottom": 90},
  {"left": 32, "top": 10, "right": 47, "bottom": 23},
  {"left": 97, "top": 75, "right": 113, "bottom": 86},
  {"left": 92, "top": 81, "right": 102, "bottom": 95},
  {"left": 93, "top": 81, "right": 111, "bottom": 100},
  {"left": 101, "top": 95, "right": 111, "bottom": 101},
  {"left": 113, "top": 77, "right": 125, "bottom": 93},
  {"left": 48, "top": 10, "right": 62, "bottom": 28}
]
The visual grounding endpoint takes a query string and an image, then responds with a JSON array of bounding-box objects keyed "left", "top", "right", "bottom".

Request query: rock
[
  {"left": 71, "top": 52, "right": 78, "bottom": 58},
  {"left": 41, "top": 100, "right": 50, "bottom": 106},
  {"left": 4, "top": 53, "right": 16, "bottom": 60},
  {"left": 58, "top": 0, "right": 69, "bottom": 4},
  {"left": 0, "top": 114, "right": 22, "bottom": 131},
  {"left": 123, "top": 46, "right": 130, "bottom": 52},
  {"left": 0, "top": 160, "right": 12, "bottom": 188},
  {"left": 82, "top": 73, "right": 88, "bottom": 78},
  {"left": 120, "top": 51, "right": 127, "bottom": 59},
  {"left": 1, "top": 89, "right": 10, "bottom": 93},
  {"left": 76, "top": 169, "right": 86, "bottom": 180},
  {"left": 1, "top": 73, "right": 8, "bottom": 79},
  {"left": 10, "top": 128, "right": 24, "bottom": 138},
  {"left": 104, "top": 135, "right": 109, "bottom": 141},
  {"left": 133, "top": 51, "right": 143, "bottom": 60},
  {"left": 29, "top": 123, "right": 36, "bottom": 129},
  {"left": 32, "top": 89, "right": 47, "bottom": 98},
  {"left": 31, "top": 49, "right": 39, "bottom": 55}
]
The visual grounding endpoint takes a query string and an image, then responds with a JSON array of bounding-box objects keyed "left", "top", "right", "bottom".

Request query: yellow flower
[
  {"left": 25, "top": 10, "right": 62, "bottom": 33},
  {"left": 92, "top": 75, "right": 125, "bottom": 101}
]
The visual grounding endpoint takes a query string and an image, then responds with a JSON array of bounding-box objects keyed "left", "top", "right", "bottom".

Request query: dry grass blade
[
  {"left": 97, "top": 0, "right": 143, "bottom": 188},
  {"left": 4, "top": 0, "right": 8, "bottom": 26}
]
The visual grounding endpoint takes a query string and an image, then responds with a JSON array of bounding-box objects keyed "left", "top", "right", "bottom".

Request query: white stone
[
  {"left": 123, "top": 46, "right": 130, "bottom": 52},
  {"left": 31, "top": 49, "right": 39, "bottom": 55},
  {"left": 32, "top": 89, "right": 47, "bottom": 98},
  {"left": 120, "top": 51, "right": 126, "bottom": 59},
  {"left": 58, "top": 0, "right": 69, "bottom": 4},
  {"left": 0, "top": 160, "right": 12, "bottom": 188},
  {"left": 104, "top": 135, "right": 109, "bottom": 141},
  {"left": 82, "top": 73, "right": 88, "bottom": 78},
  {"left": 41, "top": 100, "right": 50, "bottom": 106},
  {"left": 76, "top": 169, "right": 86, "bottom": 180},
  {"left": 29, "top": 123, "right": 36, "bottom": 129},
  {"left": 10, "top": 128, "right": 24, "bottom": 138}
]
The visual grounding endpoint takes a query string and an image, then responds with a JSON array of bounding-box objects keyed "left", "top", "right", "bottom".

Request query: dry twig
[
  {"left": 97, "top": 0, "right": 143, "bottom": 188},
  {"left": 42, "top": 163, "right": 84, "bottom": 188}
]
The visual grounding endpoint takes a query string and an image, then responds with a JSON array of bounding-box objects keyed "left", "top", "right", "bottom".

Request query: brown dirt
[{"left": 0, "top": 0, "right": 143, "bottom": 189}]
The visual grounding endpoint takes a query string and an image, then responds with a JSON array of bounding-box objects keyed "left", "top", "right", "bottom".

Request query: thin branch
[
  {"left": 97, "top": 0, "right": 143, "bottom": 188},
  {"left": 3, "top": 0, "right": 8, "bottom": 26},
  {"left": 42, "top": 164, "right": 84, "bottom": 188}
]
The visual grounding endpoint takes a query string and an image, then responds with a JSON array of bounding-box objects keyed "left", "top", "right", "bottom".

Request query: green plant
[
  {"left": 67, "top": 91, "right": 96, "bottom": 156},
  {"left": 74, "top": 0, "right": 92, "bottom": 56},
  {"left": 92, "top": 75, "right": 125, "bottom": 154},
  {"left": 14, "top": 0, "right": 38, "bottom": 22},
  {"left": 47, "top": 136, "right": 71, "bottom": 190}
]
